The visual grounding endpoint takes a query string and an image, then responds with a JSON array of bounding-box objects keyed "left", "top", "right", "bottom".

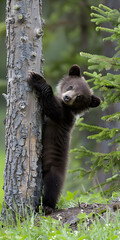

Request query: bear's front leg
[{"left": 28, "top": 72, "right": 62, "bottom": 121}]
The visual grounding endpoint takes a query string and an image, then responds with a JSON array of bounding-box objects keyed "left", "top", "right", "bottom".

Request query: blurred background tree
[{"left": 0, "top": 0, "right": 119, "bottom": 205}]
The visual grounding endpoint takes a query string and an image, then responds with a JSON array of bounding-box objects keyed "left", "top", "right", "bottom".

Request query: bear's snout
[{"left": 63, "top": 95, "right": 71, "bottom": 103}]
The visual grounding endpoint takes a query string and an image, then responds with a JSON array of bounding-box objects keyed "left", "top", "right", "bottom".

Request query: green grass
[
  {"left": 57, "top": 190, "right": 110, "bottom": 210},
  {"left": 0, "top": 151, "right": 5, "bottom": 204},
  {"left": 0, "top": 80, "right": 7, "bottom": 88},
  {"left": 0, "top": 215, "right": 75, "bottom": 240},
  {"left": 0, "top": 106, "right": 5, "bottom": 205},
  {"left": 0, "top": 206, "right": 120, "bottom": 240},
  {"left": 77, "top": 211, "right": 120, "bottom": 240},
  {"left": 0, "top": 181, "right": 120, "bottom": 239},
  {"left": 0, "top": 82, "right": 6, "bottom": 205}
]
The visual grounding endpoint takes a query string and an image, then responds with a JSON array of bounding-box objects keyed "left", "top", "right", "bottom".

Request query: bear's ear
[
  {"left": 69, "top": 64, "right": 81, "bottom": 77},
  {"left": 89, "top": 95, "right": 101, "bottom": 108}
]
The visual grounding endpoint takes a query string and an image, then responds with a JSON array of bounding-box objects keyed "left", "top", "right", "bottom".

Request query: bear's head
[{"left": 56, "top": 64, "right": 100, "bottom": 114}]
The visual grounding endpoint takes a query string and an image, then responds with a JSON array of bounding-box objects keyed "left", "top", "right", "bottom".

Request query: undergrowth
[
  {"left": 57, "top": 190, "right": 110, "bottom": 209},
  {"left": 0, "top": 191, "right": 120, "bottom": 240},
  {"left": 0, "top": 203, "right": 120, "bottom": 240}
]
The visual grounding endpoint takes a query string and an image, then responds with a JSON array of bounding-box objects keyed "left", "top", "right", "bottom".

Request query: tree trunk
[{"left": 2, "top": 0, "right": 43, "bottom": 217}]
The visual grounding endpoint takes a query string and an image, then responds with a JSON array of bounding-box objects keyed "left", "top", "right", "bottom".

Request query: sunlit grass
[
  {"left": 0, "top": 151, "right": 5, "bottom": 204},
  {"left": 0, "top": 204, "right": 120, "bottom": 239},
  {"left": 0, "top": 86, "right": 6, "bottom": 206}
]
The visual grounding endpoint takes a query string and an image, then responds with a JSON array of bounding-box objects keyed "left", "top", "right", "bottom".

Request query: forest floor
[
  {"left": 1, "top": 201, "right": 120, "bottom": 239},
  {"left": 42, "top": 201, "right": 120, "bottom": 230}
]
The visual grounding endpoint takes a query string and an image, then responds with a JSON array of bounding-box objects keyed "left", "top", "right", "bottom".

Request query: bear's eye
[
  {"left": 76, "top": 95, "right": 82, "bottom": 102},
  {"left": 67, "top": 86, "right": 73, "bottom": 91}
]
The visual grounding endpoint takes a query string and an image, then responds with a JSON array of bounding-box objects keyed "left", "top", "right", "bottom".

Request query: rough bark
[{"left": 2, "top": 0, "right": 43, "bottom": 217}]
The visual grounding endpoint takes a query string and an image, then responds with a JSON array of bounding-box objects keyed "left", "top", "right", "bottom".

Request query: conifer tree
[{"left": 73, "top": 4, "right": 120, "bottom": 193}]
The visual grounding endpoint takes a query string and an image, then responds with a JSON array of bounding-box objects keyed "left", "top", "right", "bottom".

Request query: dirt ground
[{"left": 45, "top": 201, "right": 120, "bottom": 230}]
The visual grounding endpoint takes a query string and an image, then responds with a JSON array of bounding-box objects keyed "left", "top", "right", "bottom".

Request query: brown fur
[{"left": 28, "top": 64, "right": 100, "bottom": 210}]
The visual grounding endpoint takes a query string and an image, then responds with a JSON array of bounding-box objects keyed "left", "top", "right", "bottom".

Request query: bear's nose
[{"left": 64, "top": 95, "right": 71, "bottom": 103}]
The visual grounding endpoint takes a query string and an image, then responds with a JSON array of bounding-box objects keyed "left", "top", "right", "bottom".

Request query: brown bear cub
[{"left": 28, "top": 64, "right": 100, "bottom": 212}]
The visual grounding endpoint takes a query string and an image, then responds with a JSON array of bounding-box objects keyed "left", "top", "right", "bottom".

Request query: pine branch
[
  {"left": 91, "top": 4, "right": 120, "bottom": 26},
  {"left": 102, "top": 112, "right": 120, "bottom": 122},
  {"left": 80, "top": 52, "right": 120, "bottom": 71}
]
